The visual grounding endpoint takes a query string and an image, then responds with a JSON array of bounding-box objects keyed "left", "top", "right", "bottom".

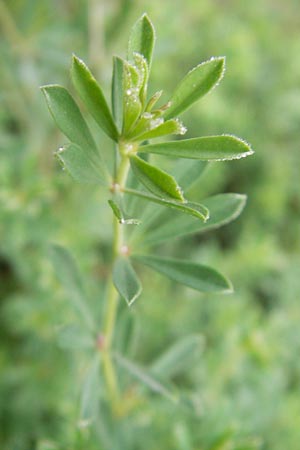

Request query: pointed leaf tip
[
  {"left": 140, "top": 134, "right": 254, "bottom": 161},
  {"left": 128, "top": 13, "right": 155, "bottom": 68},
  {"left": 113, "top": 257, "right": 142, "bottom": 306},
  {"left": 71, "top": 54, "right": 118, "bottom": 141},
  {"left": 133, "top": 255, "right": 233, "bottom": 294},
  {"left": 164, "top": 56, "right": 226, "bottom": 119},
  {"left": 129, "top": 155, "right": 185, "bottom": 201}
]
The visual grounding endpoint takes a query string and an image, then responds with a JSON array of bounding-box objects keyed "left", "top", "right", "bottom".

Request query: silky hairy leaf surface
[
  {"left": 112, "top": 56, "right": 124, "bottom": 131},
  {"left": 131, "top": 118, "right": 186, "bottom": 141},
  {"left": 127, "top": 13, "right": 155, "bottom": 68},
  {"left": 124, "top": 188, "right": 209, "bottom": 221},
  {"left": 113, "top": 257, "right": 142, "bottom": 305},
  {"left": 71, "top": 55, "right": 118, "bottom": 141},
  {"left": 56, "top": 143, "right": 108, "bottom": 184},
  {"left": 133, "top": 255, "right": 233, "bottom": 293},
  {"left": 164, "top": 57, "right": 225, "bottom": 119},
  {"left": 130, "top": 155, "right": 184, "bottom": 201},
  {"left": 41, "top": 85, "right": 97, "bottom": 154},
  {"left": 140, "top": 135, "right": 254, "bottom": 160}
]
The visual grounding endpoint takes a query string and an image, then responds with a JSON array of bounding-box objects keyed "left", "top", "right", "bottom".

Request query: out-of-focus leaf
[
  {"left": 114, "top": 352, "right": 177, "bottom": 402},
  {"left": 164, "top": 57, "right": 225, "bottom": 119},
  {"left": 79, "top": 355, "right": 101, "bottom": 427},
  {"left": 129, "top": 155, "right": 184, "bottom": 201},
  {"left": 112, "top": 56, "right": 124, "bottom": 132},
  {"left": 57, "top": 324, "right": 94, "bottom": 350},
  {"left": 140, "top": 135, "right": 254, "bottom": 160},
  {"left": 56, "top": 143, "right": 108, "bottom": 184},
  {"left": 41, "top": 85, "right": 97, "bottom": 154},
  {"left": 143, "top": 193, "right": 246, "bottom": 244},
  {"left": 150, "top": 334, "right": 204, "bottom": 379},
  {"left": 127, "top": 13, "right": 155, "bottom": 68},
  {"left": 173, "top": 160, "right": 208, "bottom": 190},
  {"left": 113, "top": 257, "right": 142, "bottom": 306},
  {"left": 71, "top": 55, "right": 118, "bottom": 141},
  {"left": 49, "top": 245, "right": 95, "bottom": 331},
  {"left": 124, "top": 188, "right": 209, "bottom": 221},
  {"left": 133, "top": 255, "right": 233, "bottom": 293}
]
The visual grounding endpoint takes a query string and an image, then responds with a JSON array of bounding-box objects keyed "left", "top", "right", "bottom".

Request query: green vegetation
[{"left": 1, "top": 1, "right": 300, "bottom": 449}]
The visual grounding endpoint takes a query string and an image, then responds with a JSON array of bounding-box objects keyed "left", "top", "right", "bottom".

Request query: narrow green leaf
[
  {"left": 108, "top": 199, "right": 141, "bottom": 225},
  {"left": 79, "top": 355, "right": 101, "bottom": 426},
  {"left": 41, "top": 85, "right": 98, "bottom": 154},
  {"left": 133, "top": 52, "right": 149, "bottom": 106},
  {"left": 133, "top": 255, "right": 233, "bottom": 293},
  {"left": 127, "top": 13, "right": 155, "bottom": 68},
  {"left": 122, "top": 61, "right": 143, "bottom": 134},
  {"left": 71, "top": 55, "right": 118, "bottom": 141},
  {"left": 124, "top": 188, "right": 209, "bottom": 221},
  {"left": 57, "top": 324, "right": 94, "bottom": 350},
  {"left": 129, "top": 155, "right": 184, "bottom": 201},
  {"left": 129, "top": 160, "right": 208, "bottom": 242},
  {"left": 49, "top": 245, "right": 95, "bottom": 331},
  {"left": 56, "top": 143, "right": 108, "bottom": 184},
  {"left": 140, "top": 135, "right": 254, "bottom": 161},
  {"left": 113, "top": 352, "right": 177, "bottom": 402},
  {"left": 131, "top": 118, "right": 187, "bottom": 141},
  {"left": 145, "top": 90, "right": 163, "bottom": 112},
  {"left": 112, "top": 56, "right": 124, "bottom": 132},
  {"left": 150, "top": 334, "right": 204, "bottom": 379},
  {"left": 113, "top": 257, "right": 142, "bottom": 306},
  {"left": 143, "top": 193, "right": 246, "bottom": 244},
  {"left": 164, "top": 57, "right": 225, "bottom": 119}
]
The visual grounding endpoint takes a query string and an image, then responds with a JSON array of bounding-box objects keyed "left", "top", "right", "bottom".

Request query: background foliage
[{"left": 1, "top": 0, "right": 300, "bottom": 449}]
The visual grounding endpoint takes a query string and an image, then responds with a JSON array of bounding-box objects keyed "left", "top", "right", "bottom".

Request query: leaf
[
  {"left": 124, "top": 188, "right": 209, "bottom": 221},
  {"left": 127, "top": 13, "right": 156, "bottom": 68},
  {"left": 122, "top": 61, "right": 143, "bottom": 134},
  {"left": 113, "top": 257, "right": 142, "bottom": 306},
  {"left": 133, "top": 255, "right": 233, "bottom": 293},
  {"left": 129, "top": 155, "right": 184, "bottom": 201},
  {"left": 140, "top": 135, "right": 254, "bottom": 161},
  {"left": 108, "top": 199, "right": 141, "bottom": 225},
  {"left": 41, "top": 85, "right": 98, "bottom": 155},
  {"left": 173, "top": 160, "right": 208, "bottom": 190},
  {"left": 71, "top": 55, "right": 118, "bottom": 141},
  {"left": 56, "top": 143, "right": 108, "bottom": 184},
  {"left": 150, "top": 334, "right": 204, "bottom": 379},
  {"left": 143, "top": 193, "right": 246, "bottom": 244},
  {"left": 113, "top": 352, "right": 177, "bottom": 402},
  {"left": 131, "top": 118, "right": 186, "bottom": 141},
  {"left": 164, "top": 57, "right": 225, "bottom": 119},
  {"left": 79, "top": 355, "right": 101, "bottom": 426},
  {"left": 133, "top": 52, "right": 149, "bottom": 106},
  {"left": 129, "top": 160, "right": 208, "bottom": 242},
  {"left": 49, "top": 245, "right": 95, "bottom": 330},
  {"left": 112, "top": 56, "right": 124, "bottom": 132},
  {"left": 57, "top": 323, "right": 94, "bottom": 350}
]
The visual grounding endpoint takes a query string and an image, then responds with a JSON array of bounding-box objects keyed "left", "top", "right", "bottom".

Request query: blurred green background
[{"left": 1, "top": 0, "right": 300, "bottom": 449}]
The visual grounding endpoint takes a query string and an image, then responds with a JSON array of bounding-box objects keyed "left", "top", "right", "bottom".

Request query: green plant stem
[{"left": 102, "top": 151, "right": 130, "bottom": 416}]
